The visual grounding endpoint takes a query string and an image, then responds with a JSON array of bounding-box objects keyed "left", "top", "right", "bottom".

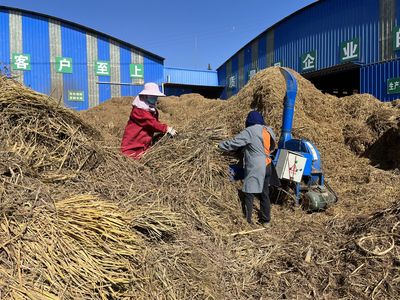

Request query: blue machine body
[
  {"left": 273, "top": 140, "right": 324, "bottom": 186},
  {"left": 273, "top": 68, "right": 327, "bottom": 204}
]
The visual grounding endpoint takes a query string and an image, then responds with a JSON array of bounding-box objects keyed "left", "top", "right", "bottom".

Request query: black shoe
[{"left": 260, "top": 222, "right": 271, "bottom": 228}]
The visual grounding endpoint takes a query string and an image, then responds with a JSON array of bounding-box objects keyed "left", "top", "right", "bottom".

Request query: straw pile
[
  {"left": 140, "top": 68, "right": 399, "bottom": 298},
  {"left": 0, "top": 78, "right": 102, "bottom": 179},
  {"left": 1, "top": 67, "right": 399, "bottom": 299},
  {"left": 83, "top": 67, "right": 399, "bottom": 298},
  {"left": 0, "top": 76, "right": 183, "bottom": 299},
  {"left": 1, "top": 195, "right": 142, "bottom": 299}
]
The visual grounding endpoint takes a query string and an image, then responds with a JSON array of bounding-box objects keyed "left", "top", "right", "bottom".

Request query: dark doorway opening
[
  {"left": 163, "top": 83, "right": 224, "bottom": 99},
  {"left": 303, "top": 63, "right": 361, "bottom": 97}
]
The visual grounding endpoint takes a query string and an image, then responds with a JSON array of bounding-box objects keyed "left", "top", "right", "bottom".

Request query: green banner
[
  {"left": 12, "top": 53, "right": 31, "bottom": 71},
  {"left": 300, "top": 51, "right": 316, "bottom": 72},
  {"left": 56, "top": 57, "right": 73, "bottom": 73},
  {"left": 387, "top": 77, "right": 400, "bottom": 94},
  {"left": 68, "top": 90, "right": 84, "bottom": 101},
  {"left": 130, "top": 63, "right": 144, "bottom": 78},
  {"left": 95, "top": 61, "right": 110, "bottom": 76},
  {"left": 340, "top": 38, "right": 360, "bottom": 62},
  {"left": 394, "top": 27, "right": 400, "bottom": 51}
]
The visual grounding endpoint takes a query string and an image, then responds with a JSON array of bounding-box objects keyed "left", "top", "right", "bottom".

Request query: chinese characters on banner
[
  {"left": 301, "top": 51, "right": 316, "bottom": 72},
  {"left": 393, "top": 27, "right": 400, "bottom": 51},
  {"left": 56, "top": 57, "right": 72, "bottom": 73},
  {"left": 129, "top": 64, "right": 144, "bottom": 78},
  {"left": 95, "top": 61, "right": 110, "bottom": 76},
  {"left": 340, "top": 39, "right": 360, "bottom": 62},
  {"left": 6, "top": 27, "right": 400, "bottom": 95},
  {"left": 248, "top": 68, "right": 257, "bottom": 80},
  {"left": 10, "top": 55, "right": 142, "bottom": 79},
  {"left": 12, "top": 53, "right": 31, "bottom": 70},
  {"left": 387, "top": 78, "right": 400, "bottom": 94},
  {"left": 228, "top": 75, "right": 237, "bottom": 89},
  {"left": 68, "top": 90, "right": 84, "bottom": 101}
]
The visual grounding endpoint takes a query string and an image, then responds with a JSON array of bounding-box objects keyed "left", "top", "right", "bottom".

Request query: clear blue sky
[{"left": 1, "top": 0, "right": 316, "bottom": 70}]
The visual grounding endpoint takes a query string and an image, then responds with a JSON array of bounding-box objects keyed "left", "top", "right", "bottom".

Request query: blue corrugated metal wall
[
  {"left": 61, "top": 24, "right": 89, "bottom": 110},
  {"left": 231, "top": 55, "right": 239, "bottom": 97},
  {"left": 258, "top": 34, "right": 267, "bottom": 70},
  {"left": 0, "top": 9, "right": 10, "bottom": 74},
  {"left": 97, "top": 36, "right": 111, "bottom": 103},
  {"left": 0, "top": 6, "right": 165, "bottom": 110},
  {"left": 144, "top": 55, "right": 164, "bottom": 85},
  {"left": 119, "top": 45, "right": 133, "bottom": 97},
  {"left": 218, "top": 64, "right": 227, "bottom": 99},
  {"left": 274, "top": 0, "right": 379, "bottom": 72},
  {"left": 395, "top": 1, "right": 400, "bottom": 60},
  {"left": 164, "top": 67, "right": 218, "bottom": 86},
  {"left": 361, "top": 59, "right": 400, "bottom": 101},
  {"left": 397, "top": 0, "right": 400, "bottom": 60},
  {"left": 217, "top": 0, "right": 398, "bottom": 101},
  {"left": 244, "top": 44, "right": 252, "bottom": 84},
  {"left": 22, "top": 13, "right": 51, "bottom": 94}
]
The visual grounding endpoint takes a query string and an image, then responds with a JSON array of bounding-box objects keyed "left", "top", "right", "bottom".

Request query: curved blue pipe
[{"left": 278, "top": 68, "right": 298, "bottom": 148}]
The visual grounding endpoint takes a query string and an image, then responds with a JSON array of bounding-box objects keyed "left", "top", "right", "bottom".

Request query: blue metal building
[
  {"left": 0, "top": 6, "right": 165, "bottom": 110},
  {"left": 163, "top": 67, "right": 222, "bottom": 98},
  {"left": 217, "top": 0, "right": 400, "bottom": 102}
]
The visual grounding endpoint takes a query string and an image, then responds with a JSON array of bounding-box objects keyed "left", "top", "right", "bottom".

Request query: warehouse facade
[
  {"left": 163, "top": 67, "right": 223, "bottom": 98},
  {"left": 0, "top": 6, "right": 165, "bottom": 110},
  {"left": 217, "top": 0, "right": 400, "bottom": 102}
]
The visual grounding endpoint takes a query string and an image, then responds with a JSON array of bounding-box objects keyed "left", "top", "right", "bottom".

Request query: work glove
[
  {"left": 215, "top": 143, "right": 224, "bottom": 152},
  {"left": 167, "top": 126, "right": 177, "bottom": 137}
]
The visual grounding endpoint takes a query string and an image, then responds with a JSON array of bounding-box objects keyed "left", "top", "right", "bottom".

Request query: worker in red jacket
[{"left": 121, "top": 82, "right": 177, "bottom": 159}]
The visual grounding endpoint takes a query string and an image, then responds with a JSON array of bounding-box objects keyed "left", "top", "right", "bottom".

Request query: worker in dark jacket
[
  {"left": 121, "top": 82, "right": 177, "bottom": 159},
  {"left": 218, "top": 111, "right": 277, "bottom": 226}
]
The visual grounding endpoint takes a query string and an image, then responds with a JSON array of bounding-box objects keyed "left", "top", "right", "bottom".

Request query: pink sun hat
[{"left": 138, "top": 82, "right": 165, "bottom": 97}]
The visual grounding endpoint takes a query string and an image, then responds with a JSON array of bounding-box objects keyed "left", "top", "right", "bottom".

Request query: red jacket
[{"left": 121, "top": 106, "right": 168, "bottom": 159}]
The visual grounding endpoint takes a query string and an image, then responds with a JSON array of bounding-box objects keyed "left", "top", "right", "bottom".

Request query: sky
[{"left": 0, "top": 0, "right": 316, "bottom": 70}]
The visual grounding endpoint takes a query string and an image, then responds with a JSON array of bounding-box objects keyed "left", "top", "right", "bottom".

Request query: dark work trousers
[{"left": 244, "top": 164, "right": 272, "bottom": 224}]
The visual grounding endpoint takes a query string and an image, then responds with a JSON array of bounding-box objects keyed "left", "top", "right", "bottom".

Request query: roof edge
[
  {"left": 164, "top": 66, "right": 217, "bottom": 73},
  {"left": 0, "top": 5, "right": 165, "bottom": 61},
  {"left": 217, "top": 0, "right": 320, "bottom": 70}
]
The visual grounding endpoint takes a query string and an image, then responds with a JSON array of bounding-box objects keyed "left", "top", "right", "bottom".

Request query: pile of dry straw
[{"left": 1, "top": 67, "right": 399, "bottom": 299}]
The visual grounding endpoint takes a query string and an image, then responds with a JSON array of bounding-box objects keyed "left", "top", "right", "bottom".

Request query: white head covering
[
  {"left": 132, "top": 82, "right": 165, "bottom": 112},
  {"left": 132, "top": 95, "right": 156, "bottom": 112},
  {"left": 139, "top": 82, "right": 165, "bottom": 96}
]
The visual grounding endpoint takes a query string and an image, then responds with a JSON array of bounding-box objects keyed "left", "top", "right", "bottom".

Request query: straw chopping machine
[
  {"left": 271, "top": 67, "right": 337, "bottom": 210},
  {"left": 228, "top": 68, "right": 337, "bottom": 211}
]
